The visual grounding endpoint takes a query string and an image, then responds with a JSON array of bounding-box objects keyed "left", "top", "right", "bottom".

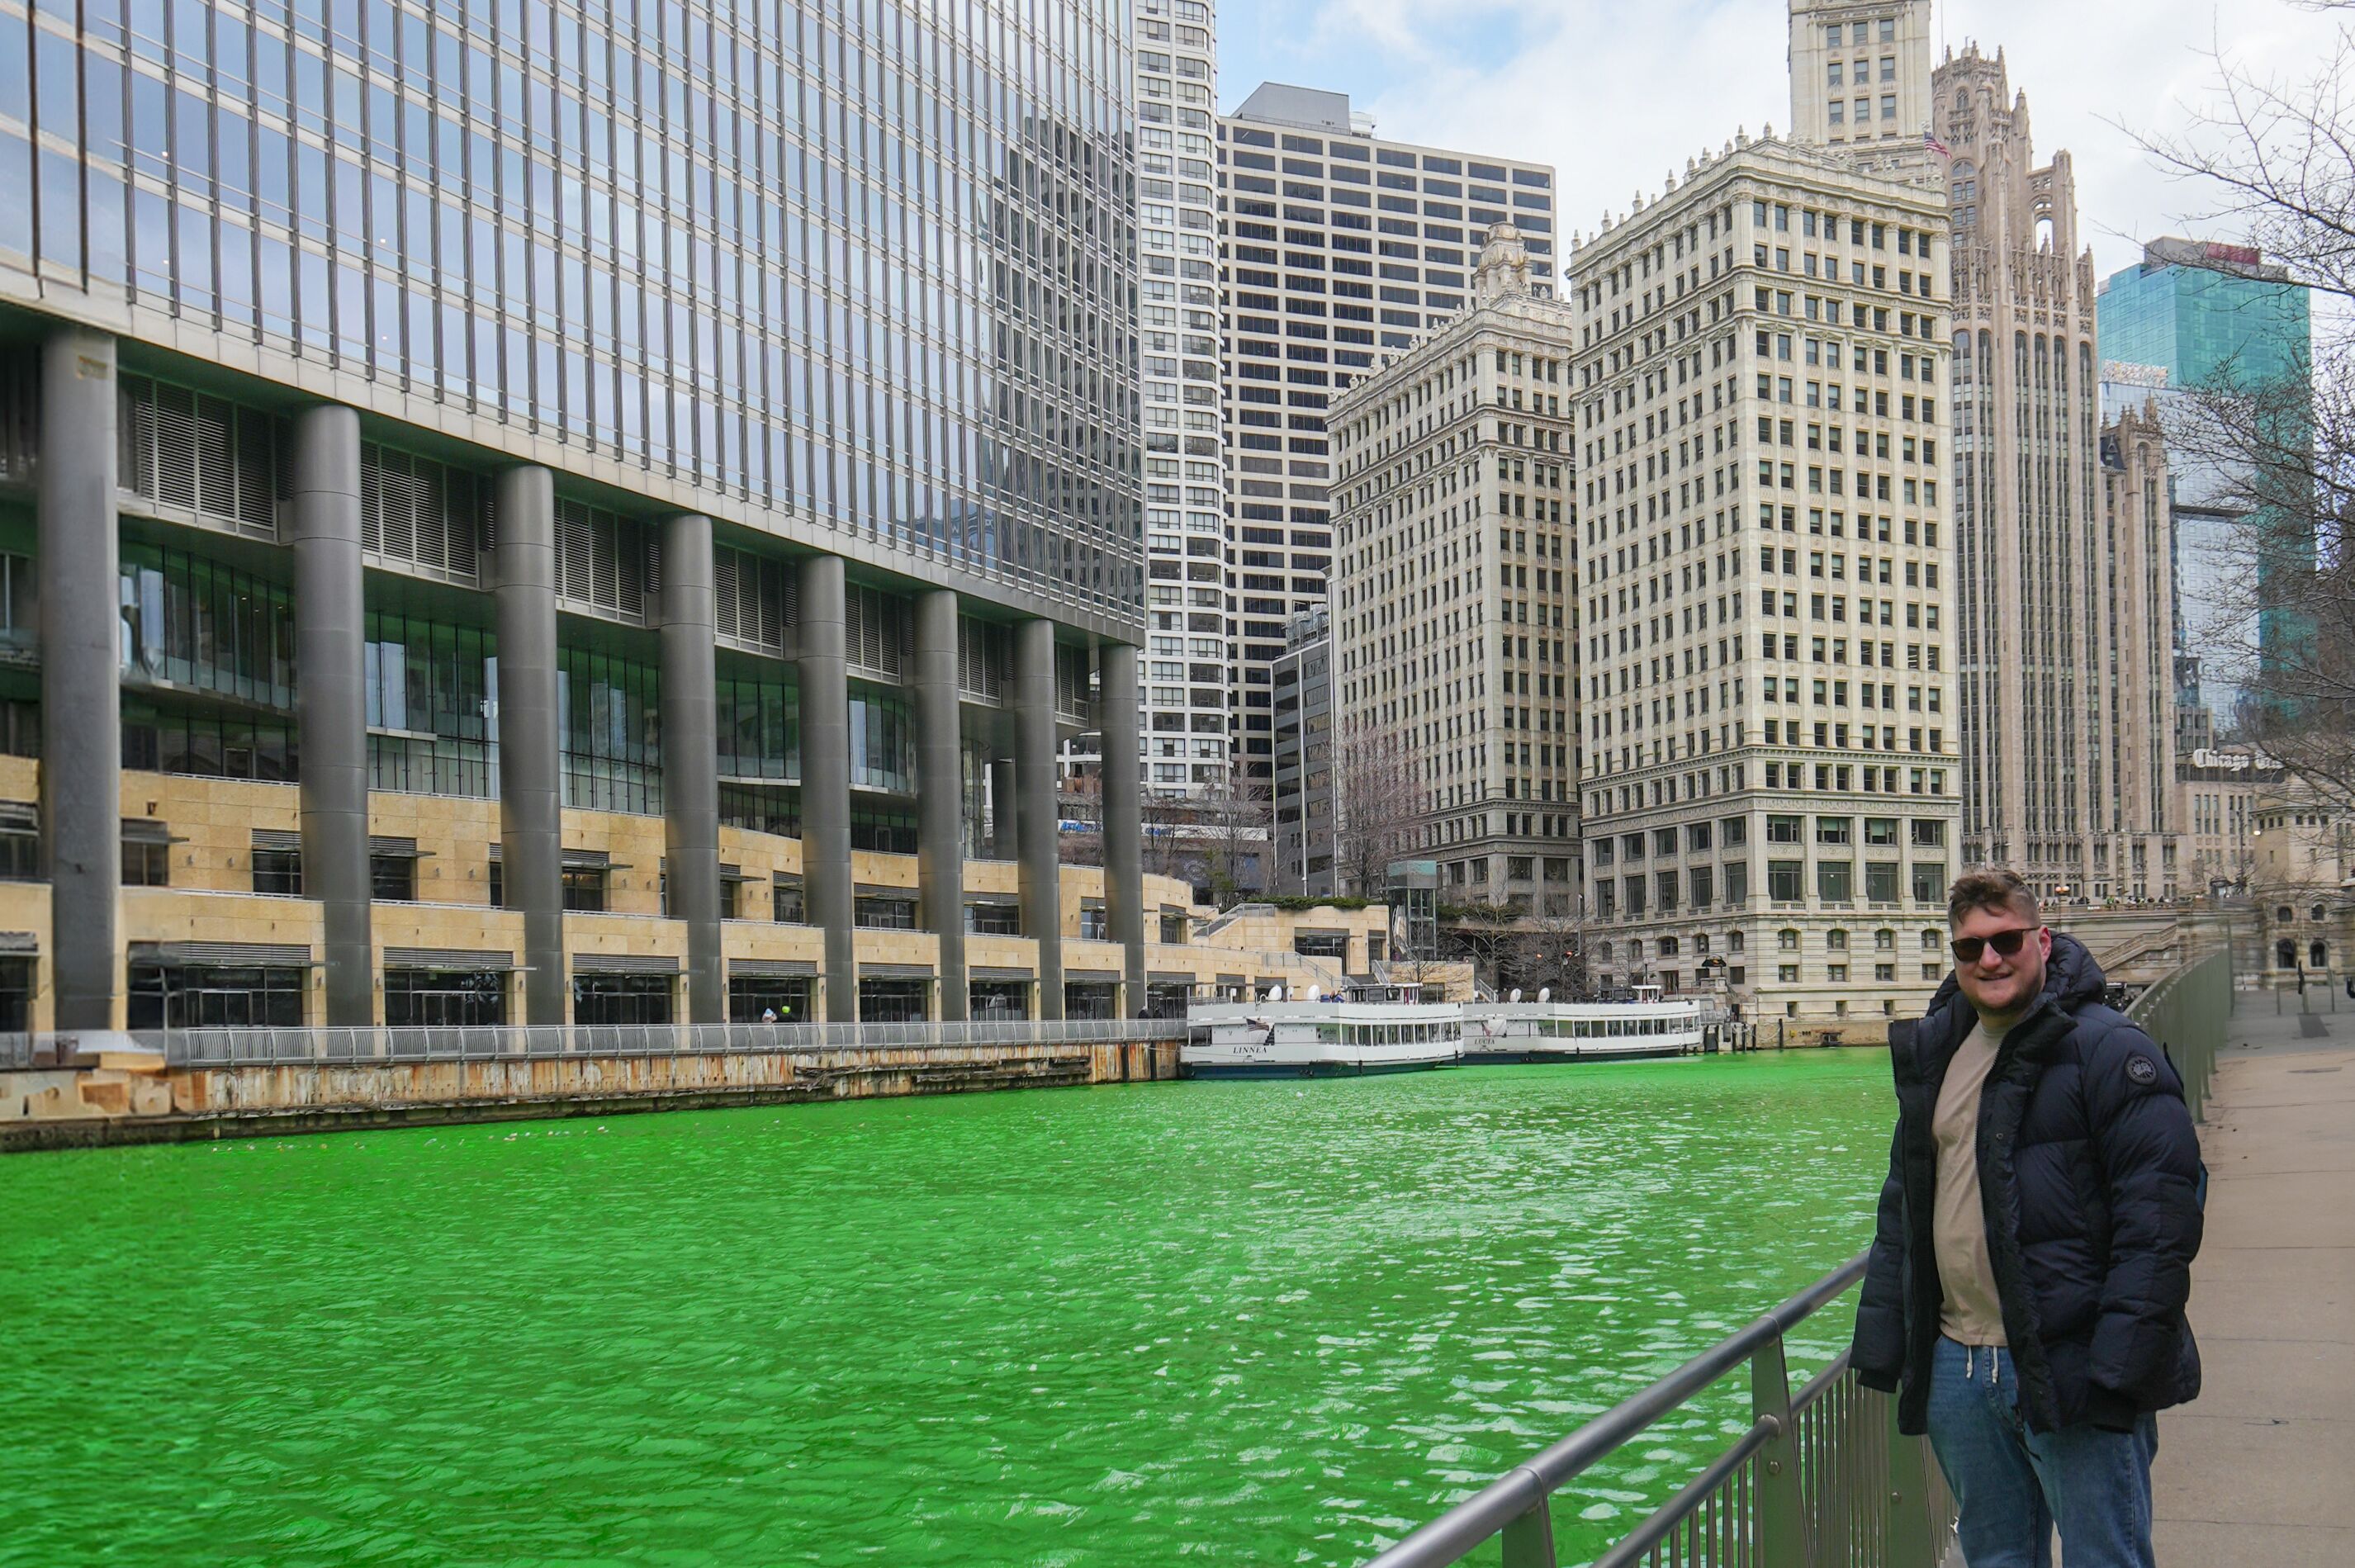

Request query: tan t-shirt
[{"left": 1933, "top": 1021, "right": 2008, "bottom": 1346}]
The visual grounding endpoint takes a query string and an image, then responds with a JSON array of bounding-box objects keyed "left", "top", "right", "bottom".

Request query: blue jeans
[{"left": 1924, "top": 1337, "right": 2158, "bottom": 1568}]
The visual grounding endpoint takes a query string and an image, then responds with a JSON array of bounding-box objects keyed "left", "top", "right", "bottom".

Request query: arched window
[
  {"left": 2312, "top": 940, "right": 2329, "bottom": 969},
  {"left": 2277, "top": 906, "right": 2296, "bottom": 923},
  {"left": 1779, "top": 928, "right": 1802, "bottom": 951},
  {"left": 2277, "top": 938, "right": 2298, "bottom": 969},
  {"left": 1827, "top": 928, "right": 1850, "bottom": 951},
  {"left": 1875, "top": 928, "right": 1897, "bottom": 950},
  {"left": 1921, "top": 929, "right": 1943, "bottom": 951},
  {"left": 2314, "top": 904, "right": 2329, "bottom": 922},
  {"left": 1695, "top": 933, "right": 1712, "bottom": 955},
  {"left": 1661, "top": 936, "right": 1680, "bottom": 956},
  {"left": 1598, "top": 941, "right": 1614, "bottom": 963},
  {"left": 1727, "top": 930, "right": 1746, "bottom": 953}
]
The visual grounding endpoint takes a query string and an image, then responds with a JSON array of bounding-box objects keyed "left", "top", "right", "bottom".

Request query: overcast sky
[{"left": 1216, "top": 0, "right": 2343, "bottom": 286}]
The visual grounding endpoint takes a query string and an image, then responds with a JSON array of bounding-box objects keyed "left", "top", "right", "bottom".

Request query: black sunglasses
[{"left": 1951, "top": 926, "right": 2039, "bottom": 964}]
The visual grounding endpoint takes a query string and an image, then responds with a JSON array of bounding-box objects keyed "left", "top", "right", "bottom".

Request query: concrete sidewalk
[{"left": 2152, "top": 1003, "right": 2355, "bottom": 1567}]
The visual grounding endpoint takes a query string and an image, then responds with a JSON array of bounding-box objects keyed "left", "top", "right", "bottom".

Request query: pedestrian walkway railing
[
  {"left": 0, "top": 1018, "right": 1177, "bottom": 1070},
  {"left": 1360, "top": 1250, "right": 1955, "bottom": 1568},
  {"left": 2125, "top": 945, "right": 2234, "bottom": 1124}
]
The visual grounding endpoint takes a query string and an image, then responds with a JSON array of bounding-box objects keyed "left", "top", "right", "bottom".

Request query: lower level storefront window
[
  {"left": 1064, "top": 983, "right": 1117, "bottom": 1021},
  {"left": 857, "top": 978, "right": 929, "bottom": 1022},
  {"left": 969, "top": 979, "right": 1030, "bottom": 1020},
  {"left": 129, "top": 964, "right": 306, "bottom": 1029},
  {"left": 384, "top": 969, "right": 506, "bottom": 1026},
  {"left": 572, "top": 973, "right": 673, "bottom": 1026},
  {"left": 728, "top": 976, "right": 813, "bottom": 1023}
]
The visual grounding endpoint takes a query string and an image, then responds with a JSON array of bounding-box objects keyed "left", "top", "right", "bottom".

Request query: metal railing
[
  {"left": 2123, "top": 945, "right": 2234, "bottom": 1124},
  {"left": 0, "top": 1019, "right": 1175, "bottom": 1070},
  {"left": 1195, "top": 902, "right": 1276, "bottom": 940},
  {"left": 1360, "top": 1251, "right": 1954, "bottom": 1568}
]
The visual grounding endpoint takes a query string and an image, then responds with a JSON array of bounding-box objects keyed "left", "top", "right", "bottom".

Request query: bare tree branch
[
  {"left": 2123, "top": 17, "right": 2355, "bottom": 812},
  {"left": 1331, "top": 713, "right": 1421, "bottom": 899}
]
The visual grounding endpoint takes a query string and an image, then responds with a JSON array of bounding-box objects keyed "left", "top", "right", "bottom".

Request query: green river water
[{"left": 0, "top": 1051, "right": 1897, "bottom": 1567}]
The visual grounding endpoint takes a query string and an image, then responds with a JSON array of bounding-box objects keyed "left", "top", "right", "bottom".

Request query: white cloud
[{"left": 1219, "top": 0, "right": 2347, "bottom": 280}]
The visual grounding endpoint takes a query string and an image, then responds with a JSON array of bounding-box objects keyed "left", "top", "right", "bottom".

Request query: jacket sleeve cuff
[
  {"left": 1855, "top": 1364, "right": 1901, "bottom": 1394},
  {"left": 2082, "top": 1383, "right": 2141, "bottom": 1433}
]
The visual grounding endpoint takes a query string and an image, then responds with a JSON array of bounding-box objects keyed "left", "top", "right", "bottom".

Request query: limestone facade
[
  {"left": 1328, "top": 225, "right": 1583, "bottom": 915},
  {"left": 1565, "top": 135, "right": 1961, "bottom": 1027}
]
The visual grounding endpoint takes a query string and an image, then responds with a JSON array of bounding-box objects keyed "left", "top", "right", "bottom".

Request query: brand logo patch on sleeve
[{"left": 2125, "top": 1054, "right": 2158, "bottom": 1086}]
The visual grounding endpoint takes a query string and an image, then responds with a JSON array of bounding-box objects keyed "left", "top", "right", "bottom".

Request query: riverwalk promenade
[{"left": 2153, "top": 1002, "right": 2355, "bottom": 1566}]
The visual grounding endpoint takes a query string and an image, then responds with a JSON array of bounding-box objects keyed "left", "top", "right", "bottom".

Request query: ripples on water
[{"left": 0, "top": 1049, "right": 1894, "bottom": 1566}]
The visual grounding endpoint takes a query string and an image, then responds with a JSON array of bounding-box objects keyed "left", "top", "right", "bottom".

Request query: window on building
[
  {"left": 966, "top": 899, "right": 1022, "bottom": 936},
  {"left": 385, "top": 969, "right": 507, "bottom": 1026},
  {"left": 370, "top": 853, "right": 419, "bottom": 902},
  {"left": 122, "top": 835, "right": 172, "bottom": 888},
  {"left": 573, "top": 973, "right": 673, "bottom": 1026},
  {"left": 253, "top": 847, "right": 303, "bottom": 895},
  {"left": 562, "top": 865, "right": 609, "bottom": 912},
  {"left": 129, "top": 964, "right": 305, "bottom": 1028},
  {"left": 775, "top": 881, "right": 807, "bottom": 923},
  {"left": 858, "top": 978, "right": 930, "bottom": 1022},
  {"left": 855, "top": 894, "right": 917, "bottom": 930},
  {"left": 0, "top": 805, "right": 38, "bottom": 881},
  {"left": 730, "top": 976, "right": 813, "bottom": 1024}
]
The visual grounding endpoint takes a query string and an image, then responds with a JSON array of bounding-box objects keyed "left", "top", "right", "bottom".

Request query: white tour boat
[
  {"left": 1182, "top": 983, "right": 1463, "bottom": 1079},
  {"left": 1457, "top": 985, "right": 1708, "bottom": 1063}
]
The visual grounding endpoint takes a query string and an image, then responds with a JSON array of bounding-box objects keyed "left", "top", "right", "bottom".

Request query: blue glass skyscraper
[{"left": 2099, "top": 237, "right": 2313, "bottom": 737}]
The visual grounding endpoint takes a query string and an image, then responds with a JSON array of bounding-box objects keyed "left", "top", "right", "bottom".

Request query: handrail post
[
  {"left": 1499, "top": 1490, "right": 1556, "bottom": 1568},
  {"left": 1881, "top": 1389, "right": 1940, "bottom": 1568},
  {"left": 1750, "top": 1329, "right": 1810, "bottom": 1568}
]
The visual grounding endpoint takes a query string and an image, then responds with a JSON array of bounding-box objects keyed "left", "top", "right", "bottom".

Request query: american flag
[{"left": 1923, "top": 130, "right": 1951, "bottom": 159}]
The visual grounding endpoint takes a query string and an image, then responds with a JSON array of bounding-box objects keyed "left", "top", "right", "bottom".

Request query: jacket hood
[{"left": 1912, "top": 930, "right": 2109, "bottom": 1068}]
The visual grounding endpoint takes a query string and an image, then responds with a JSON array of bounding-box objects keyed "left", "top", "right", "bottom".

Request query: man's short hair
[{"left": 1948, "top": 868, "right": 2040, "bottom": 929}]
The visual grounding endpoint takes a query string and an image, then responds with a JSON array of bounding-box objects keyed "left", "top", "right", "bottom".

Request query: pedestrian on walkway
[{"left": 1852, "top": 869, "right": 2204, "bottom": 1568}]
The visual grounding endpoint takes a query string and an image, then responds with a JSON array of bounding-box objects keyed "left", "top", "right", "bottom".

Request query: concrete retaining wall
[{"left": 0, "top": 1037, "right": 1183, "bottom": 1151}]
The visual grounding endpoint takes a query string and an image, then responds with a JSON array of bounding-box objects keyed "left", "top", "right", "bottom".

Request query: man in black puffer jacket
[{"left": 1851, "top": 869, "right": 2202, "bottom": 1568}]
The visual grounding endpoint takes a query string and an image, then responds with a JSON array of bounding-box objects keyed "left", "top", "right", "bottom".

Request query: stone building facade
[
  {"left": 1328, "top": 225, "right": 1581, "bottom": 916},
  {"left": 1935, "top": 44, "right": 2181, "bottom": 899},
  {"left": 1786, "top": 0, "right": 1936, "bottom": 169},
  {"left": 1566, "top": 134, "right": 1961, "bottom": 1026}
]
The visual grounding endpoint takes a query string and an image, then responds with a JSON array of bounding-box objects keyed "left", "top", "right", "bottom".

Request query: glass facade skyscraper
[
  {"left": 1, "top": 0, "right": 1140, "bottom": 625},
  {"left": 2098, "top": 237, "right": 2315, "bottom": 737},
  {"left": 0, "top": 0, "right": 1155, "bottom": 1030}
]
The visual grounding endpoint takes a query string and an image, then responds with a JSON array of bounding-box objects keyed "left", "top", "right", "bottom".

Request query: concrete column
[
  {"left": 39, "top": 328, "right": 121, "bottom": 1031},
  {"left": 796, "top": 556, "right": 855, "bottom": 1021},
  {"left": 495, "top": 466, "right": 565, "bottom": 1026},
  {"left": 915, "top": 590, "right": 968, "bottom": 1021},
  {"left": 289, "top": 405, "right": 372, "bottom": 1026},
  {"left": 1101, "top": 642, "right": 1146, "bottom": 1016},
  {"left": 1015, "top": 618, "right": 1064, "bottom": 1020},
  {"left": 661, "top": 513, "right": 723, "bottom": 1025},
  {"left": 989, "top": 756, "right": 1018, "bottom": 861}
]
